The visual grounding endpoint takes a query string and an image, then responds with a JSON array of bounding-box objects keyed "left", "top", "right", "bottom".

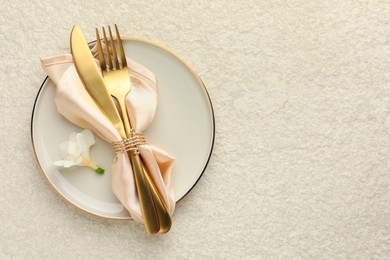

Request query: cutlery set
[{"left": 70, "top": 24, "right": 172, "bottom": 234}]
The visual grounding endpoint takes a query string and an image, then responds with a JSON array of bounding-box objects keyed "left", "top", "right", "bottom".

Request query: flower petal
[
  {"left": 53, "top": 160, "right": 65, "bottom": 166},
  {"left": 68, "top": 139, "right": 82, "bottom": 157},
  {"left": 59, "top": 142, "right": 70, "bottom": 159},
  {"left": 76, "top": 129, "right": 95, "bottom": 152},
  {"left": 76, "top": 134, "right": 88, "bottom": 152},
  {"left": 82, "top": 129, "right": 95, "bottom": 146},
  {"left": 69, "top": 132, "right": 77, "bottom": 143},
  {"left": 74, "top": 157, "right": 83, "bottom": 166},
  {"left": 63, "top": 160, "right": 76, "bottom": 168}
]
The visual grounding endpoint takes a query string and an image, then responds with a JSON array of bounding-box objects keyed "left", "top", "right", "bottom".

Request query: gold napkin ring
[{"left": 111, "top": 130, "right": 146, "bottom": 154}]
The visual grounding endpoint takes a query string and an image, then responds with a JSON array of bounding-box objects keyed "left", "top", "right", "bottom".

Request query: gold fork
[{"left": 96, "top": 25, "right": 172, "bottom": 234}]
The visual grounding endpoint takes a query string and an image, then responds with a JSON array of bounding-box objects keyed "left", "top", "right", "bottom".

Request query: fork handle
[{"left": 128, "top": 152, "right": 160, "bottom": 234}]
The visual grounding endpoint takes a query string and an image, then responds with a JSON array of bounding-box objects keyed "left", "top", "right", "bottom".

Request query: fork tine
[
  {"left": 102, "top": 27, "right": 113, "bottom": 70},
  {"left": 115, "top": 24, "right": 127, "bottom": 67},
  {"left": 108, "top": 26, "right": 119, "bottom": 70},
  {"left": 95, "top": 29, "right": 106, "bottom": 71}
]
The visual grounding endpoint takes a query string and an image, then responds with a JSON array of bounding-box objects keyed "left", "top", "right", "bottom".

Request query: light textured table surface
[{"left": 1, "top": 0, "right": 390, "bottom": 258}]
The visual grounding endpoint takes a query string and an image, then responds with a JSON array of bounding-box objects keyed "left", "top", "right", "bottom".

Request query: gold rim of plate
[{"left": 30, "top": 36, "right": 215, "bottom": 220}]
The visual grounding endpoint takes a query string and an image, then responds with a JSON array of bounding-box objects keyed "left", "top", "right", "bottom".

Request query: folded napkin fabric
[{"left": 41, "top": 43, "right": 175, "bottom": 223}]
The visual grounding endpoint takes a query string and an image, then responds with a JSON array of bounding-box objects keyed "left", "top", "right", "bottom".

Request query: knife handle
[
  {"left": 128, "top": 151, "right": 159, "bottom": 234},
  {"left": 129, "top": 151, "right": 172, "bottom": 234},
  {"left": 141, "top": 158, "right": 172, "bottom": 234}
]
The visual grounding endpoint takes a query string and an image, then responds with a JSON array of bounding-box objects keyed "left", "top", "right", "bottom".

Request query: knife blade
[{"left": 70, "top": 24, "right": 126, "bottom": 138}]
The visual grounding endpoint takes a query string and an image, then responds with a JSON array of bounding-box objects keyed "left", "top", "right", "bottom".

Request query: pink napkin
[{"left": 41, "top": 44, "right": 175, "bottom": 223}]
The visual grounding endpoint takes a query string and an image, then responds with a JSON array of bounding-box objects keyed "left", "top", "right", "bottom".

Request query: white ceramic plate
[{"left": 31, "top": 37, "right": 215, "bottom": 219}]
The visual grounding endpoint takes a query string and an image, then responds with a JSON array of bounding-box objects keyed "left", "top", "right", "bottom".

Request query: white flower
[{"left": 53, "top": 129, "right": 104, "bottom": 174}]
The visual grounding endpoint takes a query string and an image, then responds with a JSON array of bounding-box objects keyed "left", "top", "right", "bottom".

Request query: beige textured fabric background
[{"left": 1, "top": 0, "right": 390, "bottom": 258}]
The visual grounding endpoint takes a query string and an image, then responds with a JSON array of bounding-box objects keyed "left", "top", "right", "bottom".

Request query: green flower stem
[
  {"left": 95, "top": 167, "right": 105, "bottom": 174},
  {"left": 82, "top": 159, "right": 105, "bottom": 174}
]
